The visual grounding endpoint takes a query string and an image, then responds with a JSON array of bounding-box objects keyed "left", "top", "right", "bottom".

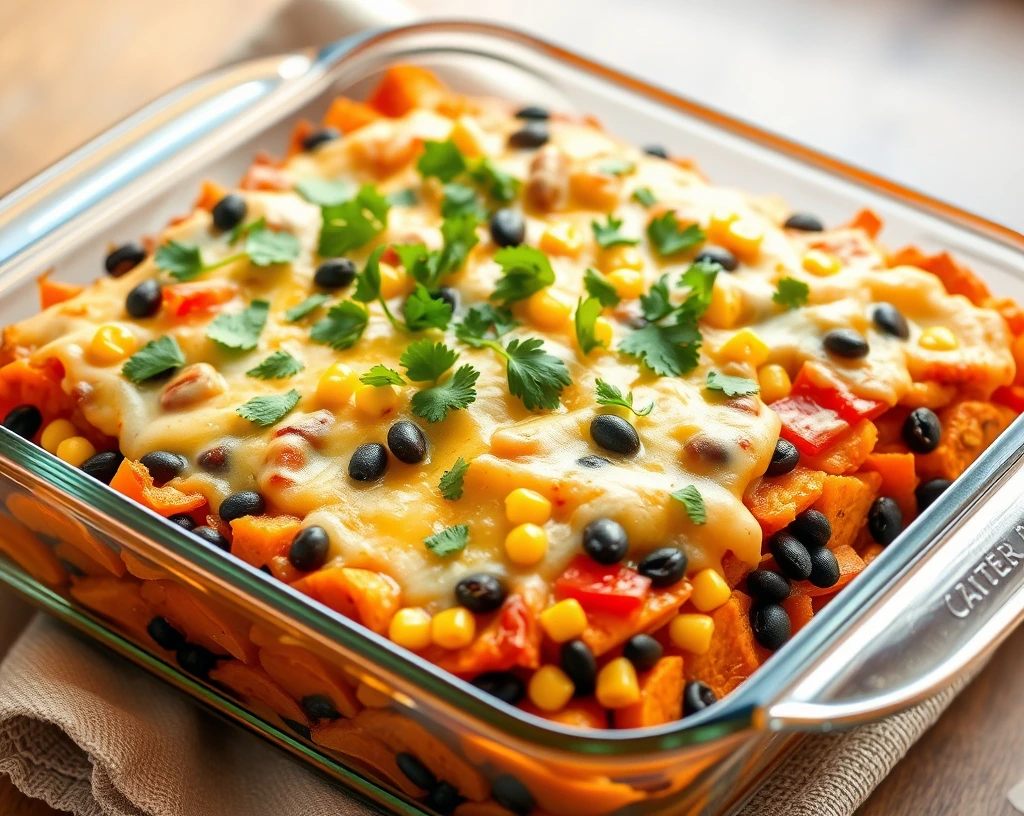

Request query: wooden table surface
[{"left": 1, "top": 1, "right": 1023, "bottom": 814}]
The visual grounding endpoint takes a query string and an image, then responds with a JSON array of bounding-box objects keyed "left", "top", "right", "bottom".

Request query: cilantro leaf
[
  {"left": 434, "top": 213, "right": 480, "bottom": 280},
  {"left": 244, "top": 224, "right": 300, "bottom": 267},
  {"left": 598, "top": 158, "right": 635, "bottom": 176},
  {"left": 236, "top": 390, "right": 301, "bottom": 427},
  {"left": 438, "top": 457, "right": 469, "bottom": 500},
  {"left": 206, "top": 300, "right": 270, "bottom": 351},
  {"left": 403, "top": 284, "right": 452, "bottom": 331},
  {"left": 619, "top": 321, "right": 701, "bottom": 377},
  {"left": 595, "top": 379, "right": 654, "bottom": 416},
  {"left": 632, "top": 187, "right": 657, "bottom": 207},
  {"left": 417, "top": 139, "right": 467, "bottom": 183},
  {"left": 387, "top": 188, "right": 419, "bottom": 207},
  {"left": 584, "top": 267, "right": 621, "bottom": 307},
  {"left": 310, "top": 301, "right": 369, "bottom": 350},
  {"left": 284, "top": 293, "right": 331, "bottom": 322},
  {"left": 122, "top": 336, "right": 185, "bottom": 383},
  {"left": 352, "top": 245, "right": 386, "bottom": 303},
  {"left": 359, "top": 365, "right": 405, "bottom": 387},
  {"left": 773, "top": 277, "right": 810, "bottom": 310},
  {"left": 454, "top": 304, "right": 518, "bottom": 348},
  {"left": 295, "top": 178, "right": 354, "bottom": 206},
  {"left": 401, "top": 339, "right": 459, "bottom": 382},
  {"left": 647, "top": 212, "right": 705, "bottom": 256},
  {"left": 467, "top": 158, "right": 520, "bottom": 203},
  {"left": 679, "top": 259, "right": 720, "bottom": 319},
  {"left": 504, "top": 338, "right": 572, "bottom": 410},
  {"left": 318, "top": 184, "right": 390, "bottom": 257},
  {"left": 638, "top": 275, "right": 675, "bottom": 323},
  {"left": 491, "top": 246, "right": 555, "bottom": 305},
  {"left": 671, "top": 485, "right": 707, "bottom": 525},
  {"left": 412, "top": 364, "right": 479, "bottom": 422},
  {"left": 246, "top": 350, "right": 304, "bottom": 380},
  {"left": 441, "top": 183, "right": 486, "bottom": 219},
  {"left": 393, "top": 243, "right": 431, "bottom": 284},
  {"left": 424, "top": 524, "right": 469, "bottom": 557},
  {"left": 706, "top": 370, "right": 760, "bottom": 397},
  {"left": 155, "top": 241, "right": 204, "bottom": 281},
  {"left": 592, "top": 215, "right": 640, "bottom": 249},
  {"left": 575, "top": 296, "right": 605, "bottom": 354}
]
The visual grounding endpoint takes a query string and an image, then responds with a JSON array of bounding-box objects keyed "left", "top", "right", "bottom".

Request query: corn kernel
[
  {"left": 528, "top": 665, "right": 575, "bottom": 712},
  {"left": 919, "top": 326, "right": 958, "bottom": 351},
  {"left": 317, "top": 363, "right": 359, "bottom": 408},
  {"left": 669, "top": 613, "right": 715, "bottom": 655},
  {"left": 718, "top": 329, "right": 770, "bottom": 367},
  {"left": 379, "top": 262, "right": 410, "bottom": 299},
  {"left": 802, "top": 249, "right": 841, "bottom": 277},
  {"left": 505, "top": 523, "right": 548, "bottom": 566},
  {"left": 708, "top": 210, "right": 739, "bottom": 242},
  {"left": 539, "top": 223, "right": 583, "bottom": 257},
  {"left": 599, "top": 244, "right": 644, "bottom": 273},
  {"left": 595, "top": 657, "right": 641, "bottom": 709},
  {"left": 758, "top": 364, "right": 792, "bottom": 404},
  {"left": 449, "top": 115, "right": 487, "bottom": 158},
  {"left": 431, "top": 607, "right": 476, "bottom": 649},
  {"left": 605, "top": 268, "right": 645, "bottom": 300},
  {"left": 526, "top": 288, "right": 573, "bottom": 330},
  {"left": 354, "top": 383, "right": 399, "bottom": 417},
  {"left": 388, "top": 607, "right": 433, "bottom": 651},
  {"left": 720, "top": 219, "right": 763, "bottom": 261},
  {"left": 40, "top": 419, "right": 77, "bottom": 454},
  {"left": 593, "top": 317, "right": 614, "bottom": 348},
  {"left": 690, "top": 568, "right": 731, "bottom": 612},
  {"left": 505, "top": 488, "right": 552, "bottom": 525},
  {"left": 539, "top": 599, "right": 588, "bottom": 643},
  {"left": 356, "top": 682, "right": 392, "bottom": 708},
  {"left": 88, "top": 324, "right": 137, "bottom": 365},
  {"left": 56, "top": 436, "right": 96, "bottom": 468},
  {"left": 702, "top": 284, "right": 741, "bottom": 329}
]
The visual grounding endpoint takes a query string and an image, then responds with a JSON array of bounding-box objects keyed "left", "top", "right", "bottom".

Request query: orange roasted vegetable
[
  {"left": 69, "top": 575, "right": 153, "bottom": 644},
  {"left": 802, "top": 419, "right": 877, "bottom": 475},
  {"left": 583, "top": 580, "right": 692, "bottom": 656},
  {"left": 37, "top": 271, "right": 83, "bottom": 309},
  {"left": 313, "top": 718, "right": 428, "bottom": 798},
  {"left": 847, "top": 208, "right": 883, "bottom": 238},
  {"left": 782, "top": 593, "right": 814, "bottom": 635},
  {"left": 323, "top": 97, "right": 382, "bottom": 133},
  {"left": 615, "top": 656, "right": 684, "bottom": 728},
  {"left": 744, "top": 467, "right": 826, "bottom": 535},
  {"left": 291, "top": 567, "right": 401, "bottom": 634},
  {"left": 811, "top": 473, "right": 881, "bottom": 551},
  {"left": 683, "top": 592, "right": 765, "bottom": 699},
  {"left": 860, "top": 452, "right": 918, "bottom": 522},
  {"left": 792, "top": 544, "right": 866, "bottom": 597},
  {"left": 0, "top": 516, "right": 67, "bottom": 586},
  {"left": 433, "top": 593, "right": 542, "bottom": 675},
  {"left": 208, "top": 660, "right": 308, "bottom": 726},
  {"left": 367, "top": 65, "right": 447, "bottom": 117},
  {"left": 256, "top": 642, "right": 361, "bottom": 720},
  {"left": 193, "top": 179, "right": 227, "bottom": 212},
  {"left": 229, "top": 515, "right": 301, "bottom": 569},
  {"left": 917, "top": 400, "right": 1016, "bottom": 481},
  {"left": 109, "top": 459, "right": 207, "bottom": 518}
]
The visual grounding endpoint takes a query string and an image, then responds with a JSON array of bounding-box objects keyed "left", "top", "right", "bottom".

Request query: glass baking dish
[{"left": 2, "top": 21, "right": 1024, "bottom": 816}]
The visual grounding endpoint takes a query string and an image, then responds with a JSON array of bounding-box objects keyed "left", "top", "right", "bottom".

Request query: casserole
[{"left": 1, "top": 21, "right": 1024, "bottom": 815}]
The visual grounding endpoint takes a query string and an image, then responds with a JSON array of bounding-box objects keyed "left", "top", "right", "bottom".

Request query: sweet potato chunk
[
  {"left": 684, "top": 591, "right": 765, "bottom": 698},
  {"left": 37, "top": 271, "right": 83, "bottom": 309},
  {"left": 802, "top": 420, "right": 877, "bottom": 475},
  {"left": 811, "top": 473, "right": 881, "bottom": 551},
  {"left": 792, "top": 545, "right": 865, "bottom": 597},
  {"left": 917, "top": 401, "right": 1016, "bottom": 481},
  {"left": 109, "top": 459, "right": 207, "bottom": 518},
  {"left": 582, "top": 581, "right": 692, "bottom": 656},
  {"left": 69, "top": 575, "right": 153, "bottom": 644},
  {"left": 291, "top": 567, "right": 401, "bottom": 635},
  {"left": 367, "top": 65, "right": 447, "bottom": 117},
  {"left": 208, "top": 660, "right": 308, "bottom": 725},
  {"left": 140, "top": 579, "right": 256, "bottom": 662},
  {"left": 520, "top": 699, "right": 607, "bottom": 730},
  {"left": 860, "top": 452, "right": 918, "bottom": 522},
  {"left": 432, "top": 594, "right": 542, "bottom": 675},
  {"left": 615, "top": 656, "right": 683, "bottom": 729},
  {"left": 229, "top": 515, "right": 301, "bottom": 569},
  {"left": 0, "top": 516, "right": 66, "bottom": 586},
  {"left": 313, "top": 718, "right": 427, "bottom": 798},
  {"left": 782, "top": 594, "right": 814, "bottom": 635},
  {"left": 744, "top": 468, "right": 826, "bottom": 535},
  {"left": 257, "top": 644, "right": 361, "bottom": 720},
  {"left": 323, "top": 97, "right": 382, "bottom": 133}
]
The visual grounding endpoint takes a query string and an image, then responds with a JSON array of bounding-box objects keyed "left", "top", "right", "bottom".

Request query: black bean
[
  {"left": 789, "top": 509, "right": 831, "bottom": 549},
  {"left": 105, "top": 242, "right": 146, "bottom": 277},
  {"left": 808, "top": 546, "right": 841, "bottom": 589},
  {"left": 349, "top": 443, "right": 388, "bottom": 481},
  {"left": 139, "top": 451, "right": 187, "bottom": 485},
  {"left": 746, "top": 569, "right": 791, "bottom": 604},
  {"left": 682, "top": 680, "right": 717, "bottom": 716},
  {"left": 125, "top": 278, "right": 162, "bottom": 318},
  {"left": 560, "top": 639, "right": 597, "bottom": 695},
  {"left": 192, "top": 526, "right": 230, "bottom": 551},
  {"left": 823, "top": 328, "right": 869, "bottom": 359},
  {"left": 868, "top": 497, "right": 903, "bottom": 546},
  {"left": 425, "top": 782, "right": 462, "bottom": 815},
  {"left": 590, "top": 415, "right": 640, "bottom": 456},
  {"left": 694, "top": 246, "right": 738, "bottom": 272},
  {"left": 902, "top": 408, "right": 942, "bottom": 453},
  {"left": 582, "top": 518, "right": 629, "bottom": 564},
  {"left": 766, "top": 438, "right": 800, "bottom": 477},
  {"left": 432, "top": 287, "right": 459, "bottom": 313},
  {"left": 167, "top": 513, "right": 196, "bottom": 531},
  {"left": 643, "top": 144, "right": 669, "bottom": 159},
  {"left": 769, "top": 533, "right": 812, "bottom": 581},
  {"left": 211, "top": 194, "right": 247, "bottom": 232},
  {"left": 783, "top": 213, "right": 824, "bottom": 232},
  {"left": 219, "top": 490, "right": 265, "bottom": 522},
  {"left": 471, "top": 671, "right": 525, "bottom": 705},
  {"left": 576, "top": 455, "right": 611, "bottom": 469},
  {"left": 872, "top": 302, "right": 910, "bottom": 340},
  {"left": 637, "top": 547, "right": 688, "bottom": 588},
  {"left": 387, "top": 420, "right": 427, "bottom": 464},
  {"left": 515, "top": 105, "right": 549, "bottom": 121},
  {"left": 289, "top": 526, "right": 330, "bottom": 572},
  {"left": 301, "top": 695, "right": 341, "bottom": 722},
  {"left": 301, "top": 127, "right": 341, "bottom": 151},
  {"left": 492, "top": 774, "right": 536, "bottom": 816},
  {"left": 455, "top": 573, "right": 506, "bottom": 614},
  {"left": 197, "top": 445, "right": 229, "bottom": 472},
  {"left": 2, "top": 405, "right": 42, "bottom": 439},
  {"left": 751, "top": 603, "right": 791, "bottom": 651},
  {"left": 80, "top": 450, "right": 124, "bottom": 484},
  {"left": 314, "top": 258, "right": 357, "bottom": 289},
  {"left": 147, "top": 616, "right": 185, "bottom": 651},
  {"left": 176, "top": 643, "right": 218, "bottom": 678},
  {"left": 916, "top": 478, "right": 952, "bottom": 511},
  {"left": 396, "top": 752, "right": 437, "bottom": 791},
  {"left": 508, "top": 121, "right": 548, "bottom": 149},
  {"left": 684, "top": 435, "right": 731, "bottom": 465},
  {"left": 282, "top": 719, "right": 312, "bottom": 740},
  {"left": 489, "top": 208, "right": 526, "bottom": 248},
  {"left": 622, "top": 634, "right": 663, "bottom": 672}
]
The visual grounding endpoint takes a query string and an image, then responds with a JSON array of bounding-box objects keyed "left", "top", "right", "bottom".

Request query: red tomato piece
[
  {"left": 555, "top": 555, "right": 651, "bottom": 615},
  {"left": 790, "top": 366, "right": 887, "bottom": 423},
  {"left": 162, "top": 281, "right": 237, "bottom": 317},
  {"left": 771, "top": 395, "right": 850, "bottom": 456}
]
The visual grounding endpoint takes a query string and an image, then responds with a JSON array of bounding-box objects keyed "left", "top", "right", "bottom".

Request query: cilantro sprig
[
  {"left": 592, "top": 215, "right": 640, "bottom": 249},
  {"left": 438, "top": 457, "right": 469, "bottom": 500},
  {"left": 317, "top": 184, "right": 390, "bottom": 257},
  {"left": 632, "top": 187, "right": 657, "bottom": 207},
  {"left": 359, "top": 365, "right": 405, "bottom": 387},
  {"left": 584, "top": 268, "right": 621, "bottom": 307},
  {"left": 236, "top": 390, "right": 301, "bottom": 427},
  {"left": 773, "top": 277, "right": 810, "bottom": 310},
  {"left": 706, "top": 370, "right": 759, "bottom": 397},
  {"left": 284, "top": 293, "right": 330, "bottom": 322},
  {"left": 400, "top": 340, "right": 479, "bottom": 423},
  {"left": 122, "top": 336, "right": 185, "bottom": 383},
  {"left": 574, "top": 297, "right": 605, "bottom": 354},
  {"left": 310, "top": 301, "right": 369, "bottom": 350},
  {"left": 424, "top": 524, "right": 469, "bottom": 557},
  {"left": 155, "top": 219, "right": 299, "bottom": 281},
  {"left": 671, "top": 485, "right": 707, "bottom": 524},
  {"left": 246, "top": 350, "right": 304, "bottom": 380},
  {"left": 647, "top": 211, "right": 705, "bottom": 257},
  {"left": 490, "top": 246, "right": 555, "bottom": 305},
  {"left": 418, "top": 140, "right": 520, "bottom": 204},
  {"left": 595, "top": 379, "right": 654, "bottom": 416},
  {"left": 206, "top": 300, "right": 270, "bottom": 351}
]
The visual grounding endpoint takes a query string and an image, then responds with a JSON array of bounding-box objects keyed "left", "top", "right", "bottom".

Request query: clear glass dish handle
[{"left": 762, "top": 424, "right": 1024, "bottom": 730}]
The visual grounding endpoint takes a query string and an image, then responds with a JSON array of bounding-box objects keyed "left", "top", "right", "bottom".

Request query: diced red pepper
[
  {"left": 555, "top": 555, "right": 650, "bottom": 616},
  {"left": 790, "top": 366, "right": 887, "bottom": 423},
  {"left": 993, "top": 384, "right": 1024, "bottom": 413},
  {"left": 162, "top": 281, "right": 237, "bottom": 317},
  {"left": 771, "top": 394, "right": 850, "bottom": 456}
]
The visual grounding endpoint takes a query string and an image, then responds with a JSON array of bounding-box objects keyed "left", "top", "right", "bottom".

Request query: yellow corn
[
  {"left": 379, "top": 262, "right": 410, "bottom": 300},
  {"left": 539, "top": 222, "right": 583, "bottom": 257},
  {"left": 669, "top": 613, "right": 715, "bottom": 655},
  {"left": 599, "top": 244, "right": 644, "bottom": 273},
  {"left": 449, "top": 115, "right": 487, "bottom": 158},
  {"left": 317, "top": 363, "right": 359, "bottom": 408},
  {"left": 527, "top": 665, "right": 575, "bottom": 712},
  {"left": 707, "top": 210, "right": 739, "bottom": 243},
  {"left": 431, "top": 607, "right": 476, "bottom": 649},
  {"left": 757, "top": 364, "right": 792, "bottom": 404},
  {"left": 40, "top": 419, "right": 77, "bottom": 454},
  {"left": 526, "top": 288, "right": 573, "bottom": 330},
  {"left": 539, "top": 599, "right": 588, "bottom": 643},
  {"left": 388, "top": 608, "right": 433, "bottom": 651},
  {"left": 505, "top": 488, "right": 552, "bottom": 525},
  {"left": 595, "top": 657, "right": 641, "bottom": 709},
  {"left": 802, "top": 249, "right": 841, "bottom": 277},
  {"left": 702, "top": 284, "right": 741, "bottom": 329},
  {"left": 593, "top": 317, "right": 614, "bottom": 348},
  {"left": 56, "top": 436, "right": 96, "bottom": 468},
  {"left": 354, "top": 383, "right": 399, "bottom": 417},
  {"left": 690, "top": 568, "right": 731, "bottom": 612},
  {"left": 505, "top": 523, "right": 548, "bottom": 566},
  {"left": 919, "top": 326, "right": 958, "bottom": 351},
  {"left": 718, "top": 329, "right": 770, "bottom": 367},
  {"left": 721, "top": 219, "right": 763, "bottom": 261},
  {"left": 88, "top": 324, "right": 137, "bottom": 365},
  {"left": 605, "top": 268, "right": 645, "bottom": 300}
]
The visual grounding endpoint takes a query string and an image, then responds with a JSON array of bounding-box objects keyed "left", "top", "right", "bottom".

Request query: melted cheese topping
[{"left": 7, "top": 104, "right": 1013, "bottom": 611}]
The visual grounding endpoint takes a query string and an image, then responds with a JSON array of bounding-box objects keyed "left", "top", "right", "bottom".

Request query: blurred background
[{"left": 0, "top": 0, "right": 1021, "bottom": 227}]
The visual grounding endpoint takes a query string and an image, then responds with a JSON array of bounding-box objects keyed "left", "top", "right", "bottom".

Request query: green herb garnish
[
  {"left": 706, "top": 371, "right": 760, "bottom": 397},
  {"left": 318, "top": 184, "right": 390, "bottom": 257},
  {"left": 592, "top": 215, "right": 640, "bottom": 249},
  {"left": 246, "top": 350, "right": 304, "bottom": 380},
  {"left": 466, "top": 158, "right": 520, "bottom": 203},
  {"left": 402, "top": 285, "right": 452, "bottom": 331},
  {"left": 632, "top": 187, "right": 657, "bottom": 207},
  {"left": 400, "top": 340, "right": 478, "bottom": 423},
  {"left": 154, "top": 241, "right": 205, "bottom": 281},
  {"left": 122, "top": 336, "right": 185, "bottom": 383},
  {"left": 438, "top": 457, "right": 469, "bottom": 500},
  {"left": 359, "top": 365, "right": 405, "bottom": 387},
  {"left": 424, "top": 524, "right": 469, "bottom": 557},
  {"left": 386, "top": 188, "right": 419, "bottom": 207},
  {"left": 417, "top": 139, "right": 467, "bottom": 183},
  {"left": 773, "top": 277, "right": 810, "bottom": 310},
  {"left": 236, "top": 390, "right": 301, "bottom": 427},
  {"left": 671, "top": 485, "right": 707, "bottom": 525},
  {"left": 284, "top": 293, "right": 331, "bottom": 322},
  {"left": 584, "top": 267, "right": 621, "bottom": 307},
  {"left": 595, "top": 379, "right": 654, "bottom": 416},
  {"left": 310, "top": 300, "right": 369, "bottom": 350},
  {"left": 598, "top": 158, "right": 635, "bottom": 176},
  {"left": 296, "top": 178, "right": 354, "bottom": 206},
  {"left": 441, "top": 183, "right": 486, "bottom": 219},
  {"left": 647, "top": 211, "right": 705, "bottom": 256},
  {"left": 574, "top": 297, "right": 605, "bottom": 354},
  {"left": 491, "top": 246, "right": 555, "bottom": 305},
  {"left": 206, "top": 300, "right": 270, "bottom": 351}
]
